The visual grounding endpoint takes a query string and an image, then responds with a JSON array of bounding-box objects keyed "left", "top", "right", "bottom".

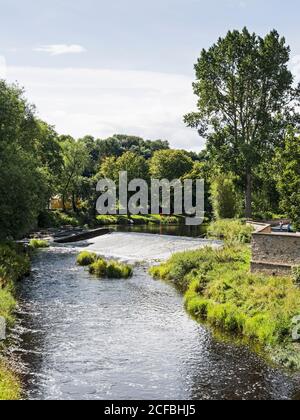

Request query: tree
[
  {"left": 0, "top": 81, "right": 49, "bottom": 239},
  {"left": 34, "top": 120, "right": 63, "bottom": 202},
  {"left": 210, "top": 173, "right": 239, "bottom": 219},
  {"left": 184, "top": 28, "right": 299, "bottom": 218},
  {"left": 149, "top": 150, "right": 194, "bottom": 180},
  {"left": 59, "top": 138, "right": 89, "bottom": 212},
  {"left": 97, "top": 135, "right": 169, "bottom": 160},
  {"left": 275, "top": 129, "right": 300, "bottom": 229},
  {"left": 116, "top": 151, "right": 149, "bottom": 182}
]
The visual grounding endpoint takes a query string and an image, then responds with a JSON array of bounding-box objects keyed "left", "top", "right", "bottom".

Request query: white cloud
[
  {"left": 291, "top": 55, "right": 300, "bottom": 83},
  {"left": 34, "top": 44, "right": 86, "bottom": 56},
  {"left": 0, "top": 55, "right": 7, "bottom": 78},
  {"left": 5, "top": 65, "right": 204, "bottom": 151}
]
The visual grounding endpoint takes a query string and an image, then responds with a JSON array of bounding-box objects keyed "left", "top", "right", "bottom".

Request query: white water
[{"left": 76, "top": 232, "right": 222, "bottom": 262}]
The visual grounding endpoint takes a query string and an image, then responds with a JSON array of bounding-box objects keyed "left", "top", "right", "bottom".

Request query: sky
[{"left": 1, "top": 0, "right": 300, "bottom": 151}]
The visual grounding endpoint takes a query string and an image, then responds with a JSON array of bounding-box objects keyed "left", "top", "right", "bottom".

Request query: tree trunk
[
  {"left": 62, "top": 194, "right": 66, "bottom": 212},
  {"left": 245, "top": 171, "right": 252, "bottom": 219},
  {"left": 72, "top": 192, "right": 77, "bottom": 213}
]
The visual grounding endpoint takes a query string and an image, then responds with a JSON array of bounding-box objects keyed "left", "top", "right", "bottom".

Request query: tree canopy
[{"left": 184, "top": 28, "right": 300, "bottom": 217}]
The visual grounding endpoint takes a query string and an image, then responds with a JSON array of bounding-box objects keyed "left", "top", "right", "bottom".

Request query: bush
[
  {"left": 210, "top": 173, "right": 239, "bottom": 219},
  {"left": 88, "top": 258, "right": 133, "bottom": 279},
  {"left": 292, "top": 266, "right": 300, "bottom": 285},
  {"left": 0, "top": 243, "right": 30, "bottom": 284},
  {"left": 77, "top": 251, "right": 97, "bottom": 267},
  {"left": 38, "top": 210, "right": 80, "bottom": 228},
  {"left": 106, "top": 261, "right": 133, "bottom": 279},
  {"left": 89, "top": 259, "right": 108, "bottom": 277},
  {"left": 207, "top": 219, "right": 254, "bottom": 244},
  {"left": 29, "top": 239, "right": 49, "bottom": 249}
]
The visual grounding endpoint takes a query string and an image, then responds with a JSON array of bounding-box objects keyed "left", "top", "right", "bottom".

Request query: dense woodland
[{"left": 1, "top": 27, "right": 300, "bottom": 240}]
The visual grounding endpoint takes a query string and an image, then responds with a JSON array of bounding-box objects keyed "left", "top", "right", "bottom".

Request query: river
[{"left": 9, "top": 232, "right": 300, "bottom": 400}]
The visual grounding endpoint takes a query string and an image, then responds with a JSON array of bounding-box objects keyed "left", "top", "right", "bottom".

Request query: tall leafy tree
[
  {"left": 59, "top": 138, "right": 89, "bottom": 212},
  {"left": 184, "top": 28, "right": 299, "bottom": 217},
  {"left": 275, "top": 128, "right": 300, "bottom": 228},
  {"left": 149, "top": 150, "right": 194, "bottom": 180},
  {"left": 0, "top": 81, "right": 48, "bottom": 239}
]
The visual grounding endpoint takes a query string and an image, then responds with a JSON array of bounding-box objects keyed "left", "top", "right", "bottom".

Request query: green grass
[
  {"left": 207, "top": 219, "right": 254, "bottom": 244},
  {"left": 96, "top": 214, "right": 184, "bottom": 226},
  {"left": 0, "top": 285, "right": 17, "bottom": 326},
  {"left": 89, "top": 258, "right": 108, "bottom": 277},
  {"left": 106, "top": 261, "right": 133, "bottom": 279},
  {"left": 77, "top": 251, "right": 97, "bottom": 266},
  {"left": 29, "top": 239, "right": 50, "bottom": 249},
  {"left": 150, "top": 243, "right": 300, "bottom": 370},
  {"left": 0, "top": 360, "right": 21, "bottom": 401},
  {"left": 0, "top": 242, "right": 29, "bottom": 400},
  {"left": 81, "top": 254, "right": 133, "bottom": 279}
]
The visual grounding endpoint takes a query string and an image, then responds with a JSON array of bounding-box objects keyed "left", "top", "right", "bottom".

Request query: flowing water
[{"left": 9, "top": 232, "right": 300, "bottom": 400}]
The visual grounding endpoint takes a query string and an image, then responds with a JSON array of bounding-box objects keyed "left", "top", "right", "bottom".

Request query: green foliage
[
  {"left": 99, "top": 151, "right": 149, "bottom": 183},
  {"left": 89, "top": 259, "right": 108, "bottom": 277},
  {"left": 210, "top": 173, "right": 239, "bottom": 219},
  {"left": 150, "top": 243, "right": 300, "bottom": 369},
  {"left": 106, "top": 261, "right": 133, "bottom": 279},
  {"left": 77, "top": 251, "right": 97, "bottom": 266},
  {"left": 0, "top": 81, "right": 60, "bottom": 240},
  {"left": 275, "top": 129, "right": 300, "bottom": 229},
  {"left": 0, "top": 242, "right": 30, "bottom": 327},
  {"left": 207, "top": 219, "right": 253, "bottom": 244},
  {"left": 29, "top": 239, "right": 49, "bottom": 249},
  {"left": 81, "top": 254, "right": 133, "bottom": 279},
  {"left": 184, "top": 28, "right": 298, "bottom": 218},
  {"left": 38, "top": 211, "right": 80, "bottom": 228},
  {"left": 59, "top": 138, "right": 90, "bottom": 212},
  {"left": 292, "top": 266, "right": 300, "bottom": 286},
  {"left": 149, "top": 149, "right": 194, "bottom": 180},
  {"left": 0, "top": 286, "right": 17, "bottom": 326},
  {"left": 0, "top": 243, "right": 31, "bottom": 285},
  {"left": 0, "top": 360, "right": 21, "bottom": 400}
]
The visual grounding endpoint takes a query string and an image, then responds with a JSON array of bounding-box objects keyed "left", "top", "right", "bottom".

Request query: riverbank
[
  {"left": 150, "top": 242, "right": 300, "bottom": 370},
  {"left": 38, "top": 210, "right": 187, "bottom": 230},
  {"left": 0, "top": 242, "right": 31, "bottom": 400}
]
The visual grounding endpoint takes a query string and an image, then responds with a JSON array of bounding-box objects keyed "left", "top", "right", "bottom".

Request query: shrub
[
  {"left": 29, "top": 239, "right": 49, "bottom": 249},
  {"left": 0, "top": 243, "right": 30, "bottom": 283},
  {"left": 106, "top": 261, "right": 133, "bottom": 279},
  {"left": 88, "top": 258, "right": 133, "bottom": 279},
  {"left": 38, "top": 210, "right": 80, "bottom": 228},
  {"left": 89, "top": 259, "right": 108, "bottom": 277},
  {"left": 207, "top": 219, "right": 254, "bottom": 244},
  {"left": 77, "top": 251, "right": 97, "bottom": 267},
  {"left": 210, "top": 173, "right": 239, "bottom": 219},
  {"left": 292, "top": 266, "right": 300, "bottom": 285}
]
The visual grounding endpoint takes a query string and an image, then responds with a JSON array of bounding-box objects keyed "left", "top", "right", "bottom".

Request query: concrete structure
[{"left": 250, "top": 222, "right": 300, "bottom": 275}]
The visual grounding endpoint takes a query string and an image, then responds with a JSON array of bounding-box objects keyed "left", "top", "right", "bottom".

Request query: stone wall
[{"left": 251, "top": 231, "right": 300, "bottom": 275}]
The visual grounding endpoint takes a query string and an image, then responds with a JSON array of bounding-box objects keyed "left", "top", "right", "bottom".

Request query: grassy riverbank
[
  {"left": 38, "top": 210, "right": 186, "bottom": 229},
  {"left": 0, "top": 242, "right": 30, "bottom": 400},
  {"left": 150, "top": 221, "right": 300, "bottom": 370}
]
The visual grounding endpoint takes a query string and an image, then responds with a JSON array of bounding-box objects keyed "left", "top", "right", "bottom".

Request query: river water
[{"left": 10, "top": 232, "right": 300, "bottom": 400}]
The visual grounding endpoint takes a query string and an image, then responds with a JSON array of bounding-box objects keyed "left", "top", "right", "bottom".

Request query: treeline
[
  {"left": 0, "top": 80, "right": 203, "bottom": 239},
  {"left": 2, "top": 27, "right": 300, "bottom": 239}
]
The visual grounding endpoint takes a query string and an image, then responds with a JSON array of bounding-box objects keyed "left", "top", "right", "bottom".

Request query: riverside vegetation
[
  {"left": 0, "top": 242, "right": 31, "bottom": 400},
  {"left": 150, "top": 220, "right": 300, "bottom": 370},
  {"left": 77, "top": 251, "right": 133, "bottom": 279}
]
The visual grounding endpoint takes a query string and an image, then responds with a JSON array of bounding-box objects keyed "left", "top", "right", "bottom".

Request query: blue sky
[{"left": 1, "top": 0, "right": 300, "bottom": 150}]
